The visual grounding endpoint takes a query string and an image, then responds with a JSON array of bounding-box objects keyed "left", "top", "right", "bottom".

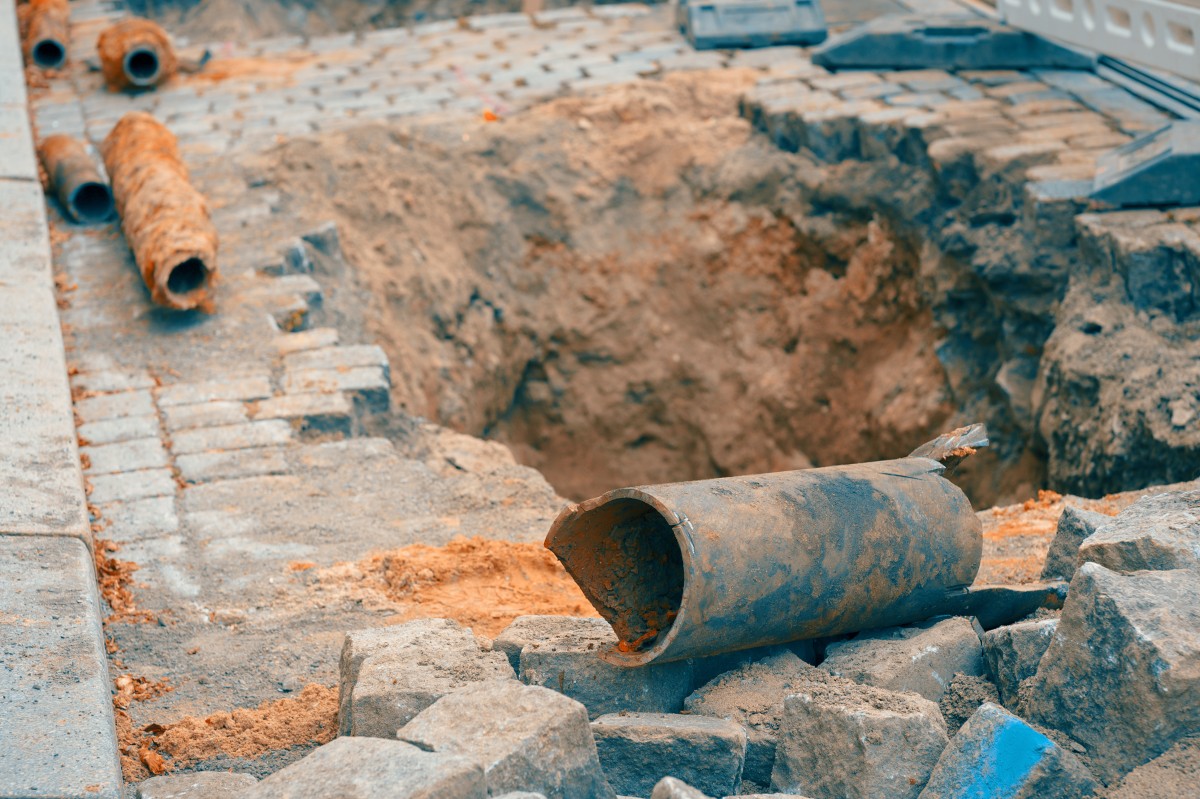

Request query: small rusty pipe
[
  {"left": 102, "top": 112, "right": 218, "bottom": 310},
  {"left": 38, "top": 135, "right": 114, "bottom": 224},
  {"left": 97, "top": 18, "right": 177, "bottom": 91},
  {"left": 545, "top": 456, "right": 984, "bottom": 667},
  {"left": 22, "top": 0, "right": 70, "bottom": 70}
]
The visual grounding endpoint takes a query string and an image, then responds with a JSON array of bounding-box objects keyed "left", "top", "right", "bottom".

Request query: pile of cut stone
[{"left": 137, "top": 490, "right": 1200, "bottom": 799}]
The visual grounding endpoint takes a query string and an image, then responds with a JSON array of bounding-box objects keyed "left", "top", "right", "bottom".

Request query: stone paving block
[
  {"left": 339, "top": 618, "right": 516, "bottom": 738},
  {"left": 685, "top": 651, "right": 821, "bottom": 785},
  {"left": 1041, "top": 505, "right": 1112, "bottom": 580},
  {"left": 75, "top": 389, "right": 156, "bottom": 423},
  {"left": 771, "top": 680, "right": 948, "bottom": 799},
  {"left": 175, "top": 447, "right": 290, "bottom": 484},
  {"left": 137, "top": 771, "right": 258, "bottom": 798},
  {"left": 1078, "top": 489, "right": 1200, "bottom": 573},
  {"left": 81, "top": 437, "right": 169, "bottom": 475},
  {"left": 981, "top": 618, "right": 1057, "bottom": 709},
  {"left": 95, "top": 496, "right": 179, "bottom": 543},
  {"left": 819, "top": 617, "right": 984, "bottom": 702},
  {"left": 171, "top": 420, "right": 294, "bottom": 455},
  {"left": 162, "top": 400, "right": 249, "bottom": 432},
  {"left": 155, "top": 375, "right": 272, "bottom": 407},
  {"left": 918, "top": 702, "right": 1096, "bottom": 799},
  {"left": 77, "top": 414, "right": 161, "bottom": 447},
  {"left": 517, "top": 616, "right": 692, "bottom": 719},
  {"left": 274, "top": 326, "right": 339, "bottom": 356},
  {"left": 253, "top": 392, "right": 352, "bottom": 434},
  {"left": 592, "top": 712, "right": 747, "bottom": 798},
  {"left": 1022, "top": 563, "right": 1200, "bottom": 784},
  {"left": 240, "top": 736, "right": 486, "bottom": 799},
  {"left": 283, "top": 344, "right": 387, "bottom": 372},
  {"left": 400, "top": 679, "right": 615, "bottom": 799},
  {"left": 282, "top": 366, "right": 390, "bottom": 411},
  {"left": 87, "top": 467, "right": 177, "bottom": 505},
  {"left": 0, "top": 535, "right": 122, "bottom": 799},
  {"left": 72, "top": 368, "right": 156, "bottom": 394}
]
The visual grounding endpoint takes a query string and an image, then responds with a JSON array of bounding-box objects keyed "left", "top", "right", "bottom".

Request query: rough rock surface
[
  {"left": 399, "top": 679, "right": 613, "bottom": 799},
  {"left": 1022, "top": 563, "right": 1200, "bottom": 784},
  {"left": 1078, "top": 489, "right": 1200, "bottom": 573},
  {"left": 591, "top": 712, "right": 747, "bottom": 798},
  {"left": 770, "top": 679, "right": 948, "bottom": 799},
  {"left": 1103, "top": 736, "right": 1200, "bottom": 799},
  {"left": 238, "top": 736, "right": 486, "bottom": 799},
  {"left": 981, "top": 618, "right": 1058, "bottom": 708},
  {"left": 517, "top": 616, "right": 691, "bottom": 719},
  {"left": 918, "top": 702, "right": 1097, "bottom": 799},
  {"left": 684, "top": 651, "right": 824, "bottom": 785},
  {"left": 937, "top": 673, "right": 1000, "bottom": 733},
  {"left": 137, "top": 772, "right": 258, "bottom": 798},
  {"left": 338, "top": 618, "right": 515, "bottom": 738},
  {"left": 1041, "top": 505, "right": 1112, "bottom": 580},
  {"left": 651, "top": 777, "right": 712, "bottom": 799},
  {"left": 494, "top": 615, "right": 581, "bottom": 672},
  {"left": 818, "top": 617, "right": 984, "bottom": 702}
]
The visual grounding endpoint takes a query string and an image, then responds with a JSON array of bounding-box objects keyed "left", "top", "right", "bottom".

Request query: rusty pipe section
[
  {"left": 545, "top": 456, "right": 983, "bottom": 666},
  {"left": 97, "top": 18, "right": 177, "bottom": 91},
  {"left": 38, "top": 135, "right": 114, "bottom": 224},
  {"left": 22, "top": 0, "right": 70, "bottom": 69},
  {"left": 102, "top": 112, "right": 218, "bottom": 310}
]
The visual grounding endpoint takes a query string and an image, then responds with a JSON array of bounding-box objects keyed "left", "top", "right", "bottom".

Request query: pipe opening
[
  {"left": 33, "top": 39, "right": 67, "bottom": 69},
  {"left": 69, "top": 182, "right": 114, "bottom": 223},
  {"left": 125, "top": 48, "right": 161, "bottom": 84},
  {"left": 166, "top": 257, "right": 210, "bottom": 297},
  {"left": 553, "top": 497, "right": 684, "bottom": 652}
]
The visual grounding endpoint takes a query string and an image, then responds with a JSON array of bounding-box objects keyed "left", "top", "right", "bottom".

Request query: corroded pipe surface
[
  {"left": 546, "top": 457, "right": 983, "bottom": 666},
  {"left": 38, "top": 135, "right": 114, "bottom": 224},
  {"left": 22, "top": 0, "right": 70, "bottom": 69},
  {"left": 102, "top": 112, "right": 218, "bottom": 310},
  {"left": 97, "top": 18, "right": 177, "bottom": 90}
]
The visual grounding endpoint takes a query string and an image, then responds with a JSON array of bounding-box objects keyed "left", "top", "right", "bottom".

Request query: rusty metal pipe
[
  {"left": 102, "top": 112, "right": 218, "bottom": 310},
  {"left": 22, "top": 0, "right": 70, "bottom": 70},
  {"left": 545, "top": 457, "right": 983, "bottom": 666},
  {"left": 38, "top": 135, "right": 114, "bottom": 224},
  {"left": 97, "top": 18, "right": 177, "bottom": 91}
]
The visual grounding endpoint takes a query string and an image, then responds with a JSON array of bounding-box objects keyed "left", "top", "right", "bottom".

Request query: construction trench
[{"left": 4, "top": 0, "right": 1200, "bottom": 797}]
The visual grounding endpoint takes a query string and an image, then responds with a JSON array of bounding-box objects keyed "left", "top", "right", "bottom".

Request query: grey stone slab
[
  {"left": 71, "top": 368, "right": 156, "bottom": 394},
  {"left": 155, "top": 375, "right": 272, "bottom": 407},
  {"left": 171, "top": 420, "right": 294, "bottom": 455},
  {"left": 162, "top": 400, "right": 249, "bottom": 432},
  {"left": 0, "top": 535, "right": 122, "bottom": 799},
  {"left": 400, "top": 679, "right": 615, "bottom": 799},
  {"left": 0, "top": 103, "right": 38, "bottom": 181},
  {"left": 0, "top": 180, "right": 52, "bottom": 285},
  {"left": 87, "top": 467, "right": 177, "bottom": 505},
  {"left": 592, "top": 713, "right": 747, "bottom": 798},
  {"left": 95, "top": 496, "right": 179, "bottom": 543},
  {"left": 176, "top": 447, "right": 290, "bottom": 484},
  {"left": 76, "top": 389, "right": 156, "bottom": 424},
  {"left": 81, "top": 437, "right": 169, "bottom": 475},
  {"left": 137, "top": 772, "right": 258, "bottom": 798},
  {"left": 239, "top": 736, "right": 486, "bottom": 799},
  {"left": 77, "top": 415, "right": 161, "bottom": 447},
  {"left": 1079, "top": 489, "right": 1200, "bottom": 573},
  {"left": 981, "top": 618, "right": 1057, "bottom": 708}
]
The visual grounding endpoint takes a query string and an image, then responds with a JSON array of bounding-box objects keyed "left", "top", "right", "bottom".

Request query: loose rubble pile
[{"left": 132, "top": 488, "right": 1198, "bottom": 798}]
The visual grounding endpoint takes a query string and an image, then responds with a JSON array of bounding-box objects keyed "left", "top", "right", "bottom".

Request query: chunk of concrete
[
  {"left": 239, "top": 736, "right": 486, "bottom": 799},
  {"left": 938, "top": 673, "right": 1000, "bottom": 732},
  {"left": 771, "top": 679, "right": 948, "bottom": 799},
  {"left": 338, "top": 618, "right": 515, "bottom": 738},
  {"left": 981, "top": 618, "right": 1058, "bottom": 707},
  {"left": 684, "top": 651, "right": 823, "bottom": 785},
  {"left": 819, "top": 616, "right": 984, "bottom": 702},
  {"left": 651, "top": 777, "right": 711, "bottom": 799},
  {"left": 1041, "top": 505, "right": 1111, "bottom": 579},
  {"left": 918, "top": 702, "right": 1097, "bottom": 799},
  {"left": 1078, "top": 489, "right": 1200, "bottom": 573},
  {"left": 398, "top": 679, "right": 614, "bottom": 799},
  {"left": 517, "top": 616, "right": 691, "bottom": 719},
  {"left": 591, "top": 712, "right": 748, "bottom": 797},
  {"left": 138, "top": 772, "right": 258, "bottom": 798},
  {"left": 1022, "top": 563, "right": 1200, "bottom": 784}
]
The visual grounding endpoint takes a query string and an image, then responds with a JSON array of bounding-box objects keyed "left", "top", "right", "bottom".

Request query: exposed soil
[
  {"left": 262, "top": 71, "right": 960, "bottom": 503},
  {"left": 311, "top": 536, "right": 596, "bottom": 637}
]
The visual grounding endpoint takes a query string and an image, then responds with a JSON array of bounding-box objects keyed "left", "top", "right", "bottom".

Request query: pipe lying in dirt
[
  {"left": 38, "top": 135, "right": 114, "bottom": 224},
  {"left": 22, "top": 0, "right": 69, "bottom": 70},
  {"left": 102, "top": 112, "right": 218, "bottom": 310},
  {"left": 548, "top": 425, "right": 1034, "bottom": 666},
  {"left": 97, "top": 18, "right": 177, "bottom": 91}
]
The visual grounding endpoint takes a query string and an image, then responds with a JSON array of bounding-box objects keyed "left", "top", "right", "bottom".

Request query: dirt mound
[
  {"left": 262, "top": 71, "right": 959, "bottom": 502},
  {"left": 311, "top": 536, "right": 596, "bottom": 636}
]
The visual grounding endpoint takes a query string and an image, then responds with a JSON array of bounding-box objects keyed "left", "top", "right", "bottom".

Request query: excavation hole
[
  {"left": 69, "top": 182, "right": 114, "bottom": 223},
  {"left": 125, "top": 48, "right": 161, "bottom": 84},
  {"left": 33, "top": 39, "right": 66, "bottom": 69},
  {"left": 166, "top": 257, "right": 209, "bottom": 296}
]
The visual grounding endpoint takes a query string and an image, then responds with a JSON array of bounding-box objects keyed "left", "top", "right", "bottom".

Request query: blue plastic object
[{"left": 682, "top": 0, "right": 828, "bottom": 50}]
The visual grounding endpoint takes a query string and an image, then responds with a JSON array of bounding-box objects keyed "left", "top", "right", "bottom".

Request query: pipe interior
[
  {"left": 33, "top": 40, "right": 66, "bottom": 69},
  {"left": 557, "top": 497, "right": 684, "bottom": 650},
  {"left": 166, "top": 257, "right": 209, "bottom": 296},
  {"left": 125, "top": 48, "right": 160, "bottom": 83},
  {"left": 69, "top": 182, "right": 114, "bottom": 223}
]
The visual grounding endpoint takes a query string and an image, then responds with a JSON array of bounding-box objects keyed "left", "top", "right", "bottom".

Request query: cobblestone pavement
[{"left": 7, "top": 0, "right": 1198, "bottom": 789}]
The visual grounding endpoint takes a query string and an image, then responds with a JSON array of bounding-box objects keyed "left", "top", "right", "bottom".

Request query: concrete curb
[{"left": 0, "top": 0, "right": 123, "bottom": 796}]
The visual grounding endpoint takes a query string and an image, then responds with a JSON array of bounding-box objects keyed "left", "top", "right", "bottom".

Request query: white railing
[{"left": 1001, "top": 0, "right": 1200, "bottom": 80}]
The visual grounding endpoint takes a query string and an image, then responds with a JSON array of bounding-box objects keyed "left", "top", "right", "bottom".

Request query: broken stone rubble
[
  {"left": 981, "top": 617, "right": 1058, "bottom": 708},
  {"left": 1077, "top": 489, "right": 1200, "bottom": 573},
  {"left": 591, "top": 712, "right": 747, "bottom": 797},
  {"left": 1041, "top": 505, "right": 1111, "bottom": 580}
]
